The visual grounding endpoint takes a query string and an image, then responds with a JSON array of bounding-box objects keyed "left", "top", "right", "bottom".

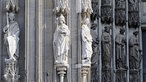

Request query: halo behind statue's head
[{"left": 59, "top": 14, "right": 65, "bottom": 23}]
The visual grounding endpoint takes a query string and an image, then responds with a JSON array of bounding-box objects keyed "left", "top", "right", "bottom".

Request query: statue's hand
[{"left": 3, "top": 26, "right": 8, "bottom": 33}]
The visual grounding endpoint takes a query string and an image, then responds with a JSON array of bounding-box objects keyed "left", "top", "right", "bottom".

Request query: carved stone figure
[
  {"left": 101, "top": 26, "right": 111, "bottom": 69},
  {"left": 53, "top": 14, "right": 70, "bottom": 64},
  {"left": 91, "top": 24, "right": 99, "bottom": 82},
  {"left": 129, "top": 31, "right": 140, "bottom": 69},
  {"left": 81, "top": 18, "right": 93, "bottom": 63},
  {"left": 3, "top": 12, "right": 20, "bottom": 61},
  {"left": 115, "top": 28, "right": 126, "bottom": 69},
  {"left": 6, "top": 0, "right": 19, "bottom": 12}
]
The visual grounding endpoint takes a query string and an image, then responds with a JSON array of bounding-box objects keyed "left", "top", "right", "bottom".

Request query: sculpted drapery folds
[
  {"left": 53, "top": 14, "right": 70, "bottom": 64},
  {"left": 115, "top": 28, "right": 126, "bottom": 69},
  {"left": 81, "top": 18, "right": 93, "bottom": 63},
  {"left": 3, "top": 12, "right": 20, "bottom": 61},
  {"left": 129, "top": 31, "right": 140, "bottom": 69},
  {"left": 101, "top": 26, "right": 111, "bottom": 69}
]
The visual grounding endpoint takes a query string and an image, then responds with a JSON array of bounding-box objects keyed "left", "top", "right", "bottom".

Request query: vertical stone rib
[{"left": 37, "top": 0, "right": 44, "bottom": 81}]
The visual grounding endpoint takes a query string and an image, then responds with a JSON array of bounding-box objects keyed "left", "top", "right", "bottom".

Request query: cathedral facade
[{"left": 0, "top": 0, "right": 145, "bottom": 82}]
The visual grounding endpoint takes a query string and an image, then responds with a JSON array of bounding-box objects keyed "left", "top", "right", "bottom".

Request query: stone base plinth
[
  {"left": 55, "top": 63, "right": 68, "bottom": 82},
  {"left": 81, "top": 63, "right": 91, "bottom": 82}
]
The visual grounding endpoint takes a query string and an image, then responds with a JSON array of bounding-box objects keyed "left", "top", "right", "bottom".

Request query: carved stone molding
[
  {"left": 81, "top": 0, "right": 93, "bottom": 19},
  {"left": 91, "top": 0, "right": 99, "bottom": 21},
  {"left": 116, "top": 69, "right": 126, "bottom": 82},
  {"left": 115, "top": 0, "right": 126, "bottom": 26},
  {"left": 129, "top": 69, "right": 139, "bottom": 82},
  {"left": 81, "top": 64, "right": 91, "bottom": 82},
  {"left": 101, "top": 5, "right": 113, "bottom": 24},
  {"left": 53, "top": 0, "right": 70, "bottom": 16},
  {"left": 4, "top": 61, "right": 20, "bottom": 82},
  {"left": 102, "top": 69, "right": 111, "bottom": 82},
  {"left": 6, "top": 0, "right": 19, "bottom": 12},
  {"left": 56, "top": 63, "right": 68, "bottom": 82},
  {"left": 128, "top": 11, "right": 140, "bottom": 28},
  {"left": 128, "top": 0, "right": 140, "bottom": 28}
]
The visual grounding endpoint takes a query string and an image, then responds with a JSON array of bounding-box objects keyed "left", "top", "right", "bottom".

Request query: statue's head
[
  {"left": 104, "top": 26, "right": 110, "bottom": 33},
  {"left": 59, "top": 14, "right": 65, "bottom": 24},
  {"left": 120, "top": 28, "right": 125, "bottom": 34},
  {"left": 9, "top": 12, "right": 15, "bottom": 21},
  {"left": 133, "top": 30, "right": 139, "bottom": 36}
]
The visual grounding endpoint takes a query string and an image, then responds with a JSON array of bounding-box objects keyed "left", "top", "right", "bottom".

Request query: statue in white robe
[
  {"left": 53, "top": 14, "right": 70, "bottom": 64},
  {"left": 3, "top": 12, "right": 20, "bottom": 61},
  {"left": 81, "top": 18, "right": 93, "bottom": 63}
]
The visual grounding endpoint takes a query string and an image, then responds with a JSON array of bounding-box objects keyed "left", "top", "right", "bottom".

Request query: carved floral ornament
[
  {"left": 6, "top": 0, "right": 19, "bottom": 12},
  {"left": 101, "top": 0, "right": 113, "bottom": 24},
  {"left": 128, "top": 0, "right": 140, "bottom": 28},
  {"left": 53, "top": 0, "right": 70, "bottom": 15},
  {"left": 115, "top": 0, "right": 126, "bottom": 26}
]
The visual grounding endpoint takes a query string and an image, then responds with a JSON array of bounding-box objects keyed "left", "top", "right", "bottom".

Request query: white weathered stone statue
[
  {"left": 3, "top": 12, "right": 20, "bottom": 61},
  {"left": 53, "top": 14, "right": 70, "bottom": 64},
  {"left": 81, "top": 18, "right": 93, "bottom": 63}
]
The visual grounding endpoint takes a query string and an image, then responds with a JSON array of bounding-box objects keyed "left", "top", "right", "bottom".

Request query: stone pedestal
[
  {"left": 56, "top": 63, "right": 68, "bottom": 82},
  {"left": 81, "top": 63, "right": 91, "bottom": 82},
  {"left": 4, "top": 60, "right": 20, "bottom": 82}
]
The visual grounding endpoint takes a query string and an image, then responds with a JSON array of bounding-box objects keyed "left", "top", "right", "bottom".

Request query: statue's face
[
  {"left": 105, "top": 27, "right": 110, "bottom": 33},
  {"left": 59, "top": 20, "right": 64, "bottom": 25},
  {"left": 9, "top": 13, "right": 15, "bottom": 21}
]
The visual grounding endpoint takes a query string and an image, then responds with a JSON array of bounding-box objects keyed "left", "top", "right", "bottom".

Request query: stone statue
[
  {"left": 129, "top": 31, "right": 140, "bottom": 69},
  {"left": 81, "top": 18, "right": 93, "bottom": 63},
  {"left": 101, "top": 26, "right": 111, "bottom": 69},
  {"left": 53, "top": 14, "right": 70, "bottom": 64},
  {"left": 91, "top": 24, "right": 99, "bottom": 82},
  {"left": 115, "top": 28, "right": 126, "bottom": 69},
  {"left": 3, "top": 12, "right": 20, "bottom": 61}
]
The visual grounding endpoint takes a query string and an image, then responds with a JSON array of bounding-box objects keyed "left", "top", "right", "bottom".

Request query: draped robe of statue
[
  {"left": 101, "top": 29, "right": 111, "bottom": 68},
  {"left": 129, "top": 34, "right": 139, "bottom": 69},
  {"left": 115, "top": 33, "right": 126, "bottom": 69},
  {"left": 4, "top": 21, "right": 20, "bottom": 61},
  {"left": 53, "top": 18, "right": 70, "bottom": 64},
  {"left": 81, "top": 23, "right": 93, "bottom": 62}
]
